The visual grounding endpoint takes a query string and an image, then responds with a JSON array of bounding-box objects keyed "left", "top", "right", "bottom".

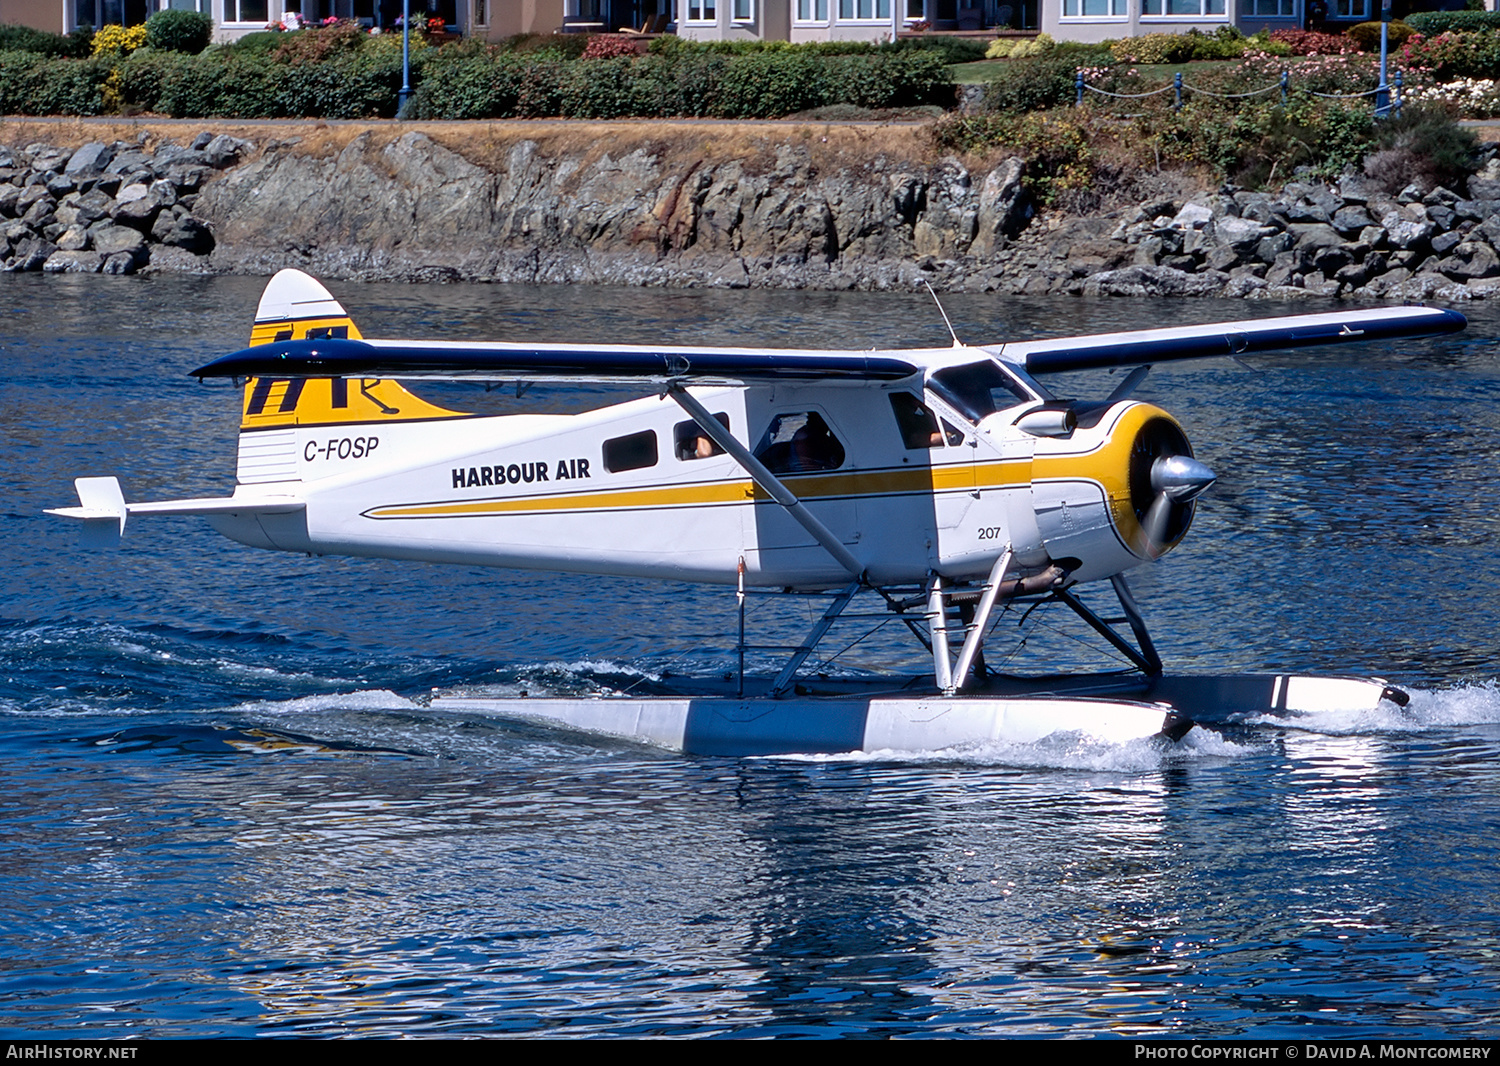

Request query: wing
[
  {"left": 191, "top": 337, "right": 924, "bottom": 385},
  {"left": 194, "top": 268, "right": 1465, "bottom": 384},
  {"left": 990, "top": 306, "right": 1467, "bottom": 375}
]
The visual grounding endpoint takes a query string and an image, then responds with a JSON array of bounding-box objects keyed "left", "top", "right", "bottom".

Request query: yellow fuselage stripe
[{"left": 365, "top": 460, "right": 1029, "bottom": 519}]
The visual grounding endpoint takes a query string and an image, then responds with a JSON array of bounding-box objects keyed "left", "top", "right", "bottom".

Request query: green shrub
[
  {"left": 222, "top": 30, "right": 286, "bottom": 55},
  {"left": 931, "top": 111, "right": 1094, "bottom": 203},
  {"left": 1405, "top": 9, "right": 1500, "bottom": 35},
  {"left": 885, "top": 34, "right": 988, "bottom": 64},
  {"left": 146, "top": 9, "right": 212, "bottom": 54},
  {"left": 0, "top": 51, "right": 111, "bottom": 113},
  {"left": 411, "top": 47, "right": 949, "bottom": 119},
  {"left": 497, "top": 31, "right": 590, "bottom": 58},
  {"left": 1364, "top": 103, "right": 1479, "bottom": 191},
  {"left": 275, "top": 42, "right": 405, "bottom": 117},
  {"left": 0, "top": 25, "right": 89, "bottom": 57},
  {"left": 272, "top": 21, "right": 368, "bottom": 64},
  {"left": 26, "top": 55, "right": 112, "bottom": 114},
  {"left": 118, "top": 46, "right": 187, "bottom": 111},
  {"left": 1345, "top": 20, "right": 1413, "bottom": 51},
  {"left": 981, "top": 55, "right": 1080, "bottom": 113},
  {"left": 0, "top": 50, "right": 42, "bottom": 113}
]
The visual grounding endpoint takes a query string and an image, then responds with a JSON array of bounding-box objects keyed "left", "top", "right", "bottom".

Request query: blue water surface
[{"left": 1, "top": 274, "right": 1498, "bottom": 1038}]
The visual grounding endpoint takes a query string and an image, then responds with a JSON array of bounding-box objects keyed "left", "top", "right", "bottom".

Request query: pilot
[{"left": 789, "top": 422, "right": 835, "bottom": 471}]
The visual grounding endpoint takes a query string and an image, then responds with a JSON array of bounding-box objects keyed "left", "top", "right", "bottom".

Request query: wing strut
[{"left": 667, "top": 385, "right": 864, "bottom": 581}]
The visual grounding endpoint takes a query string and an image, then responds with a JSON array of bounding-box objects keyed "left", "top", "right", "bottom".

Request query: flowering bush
[
  {"left": 985, "top": 33, "right": 1053, "bottom": 60},
  {"left": 1268, "top": 29, "right": 1358, "bottom": 56},
  {"left": 1400, "top": 30, "right": 1500, "bottom": 80},
  {"left": 1112, "top": 32, "right": 1198, "bottom": 64},
  {"left": 1406, "top": 76, "right": 1500, "bottom": 116},
  {"left": 91, "top": 24, "right": 147, "bottom": 57},
  {"left": 582, "top": 34, "right": 640, "bottom": 60}
]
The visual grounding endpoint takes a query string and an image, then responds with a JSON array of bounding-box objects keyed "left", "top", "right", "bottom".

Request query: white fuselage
[{"left": 211, "top": 378, "right": 1162, "bottom": 590}]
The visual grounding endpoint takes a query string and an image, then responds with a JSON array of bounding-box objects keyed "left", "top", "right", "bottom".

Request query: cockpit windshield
[{"left": 928, "top": 361, "right": 1038, "bottom": 424}]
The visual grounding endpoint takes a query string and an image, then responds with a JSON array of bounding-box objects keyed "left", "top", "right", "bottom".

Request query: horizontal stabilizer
[
  {"left": 191, "top": 338, "right": 924, "bottom": 385},
  {"left": 47, "top": 476, "right": 304, "bottom": 547},
  {"left": 45, "top": 477, "right": 126, "bottom": 548},
  {"left": 997, "top": 306, "right": 1467, "bottom": 374}
]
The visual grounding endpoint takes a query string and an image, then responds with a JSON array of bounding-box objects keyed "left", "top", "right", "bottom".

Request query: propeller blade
[{"left": 1141, "top": 492, "right": 1175, "bottom": 560}]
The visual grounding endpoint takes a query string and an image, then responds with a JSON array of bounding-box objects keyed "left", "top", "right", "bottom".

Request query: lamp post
[
  {"left": 398, "top": 0, "right": 412, "bottom": 116},
  {"left": 1375, "top": 0, "right": 1391, "bottom": 117}
]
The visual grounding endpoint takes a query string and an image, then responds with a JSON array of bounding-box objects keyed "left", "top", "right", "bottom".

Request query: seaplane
[{"left": 49, "top": 270, "right": 1467, "bottom": 755}]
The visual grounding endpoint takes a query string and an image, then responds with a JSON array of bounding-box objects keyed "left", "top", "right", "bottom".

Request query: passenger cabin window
[
  {"left": 889, "top": 393, "right": 964, "bottom": 449},
  {"left": 929, "top": 362, "right": 1034, "bottom": 425},
  {"left": 754, "top": 412, "right": 845, "bottom": 474},
  {"left": 602, "top": 429, "right": 658, "bottom": 473},
  {"left": 674, "top": 413, "right": 731, "bottom": 461}
]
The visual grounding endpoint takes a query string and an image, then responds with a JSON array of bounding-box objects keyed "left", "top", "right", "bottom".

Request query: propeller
[{"left": 1129, "top": 419, "right": 1216, "bottom": 559}]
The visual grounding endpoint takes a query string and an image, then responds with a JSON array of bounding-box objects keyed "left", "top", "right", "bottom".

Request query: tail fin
[
  {"left": 248, "top": 268, "right": 364, "bottom": 348},
  {"left": 237, "top": 270, "right": 467, "bottom": 485}
]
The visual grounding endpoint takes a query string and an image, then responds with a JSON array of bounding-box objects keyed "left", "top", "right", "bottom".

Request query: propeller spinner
[{"left": 1129, "top": 417, "right": 1216, "bottom": 559}]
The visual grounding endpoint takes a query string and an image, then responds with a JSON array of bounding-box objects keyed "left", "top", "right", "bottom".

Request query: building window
[
  {"left": 1143, "top": 0, "right": 1225, "bottom": 13},
  {"left": 837, "top": 0, "right": 891, "bottom": 19},
  {"left": 797, "top": 0, "right": 828, "bottom": 18},
  {"left": 688, "top": 0, "right": 716, "bottom": 19},
  {"left": 74, "top": 0, "right": 153, "bottom": 27},
  {"left": 733, "top": 0, "right": 752, "bottom": 17},
  {"left": 1240, "top": 0, "right": 1295, "bottom": 14},
  {"left": 1332, "top": 0, "right": 1367, "bottom": 16},
  {"left": 1061, "top": 0, "right": 1126, "bottom": 15},
  {"left": 225, "top": 0, "right": 269, "bottom": 21}
]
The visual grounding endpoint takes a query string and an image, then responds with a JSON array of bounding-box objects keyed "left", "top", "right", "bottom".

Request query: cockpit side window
[
  {"left": 602, "top": 429, "right": 658, "bottom": 473},
  {"left": 674, "top": 413, "right": 730, "bottom": 461},
  {"left": 754, "top": 411, "right": 846, "bottom": 474},
  {"left": 929, "top": 361, "right": 1035, "bottom": 425},
  {"left": 889, "top": 393, "right": 963, "bottom": 449}
]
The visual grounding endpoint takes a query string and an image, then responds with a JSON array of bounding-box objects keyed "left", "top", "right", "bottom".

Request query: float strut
[
  {"left": 1109, "top": 574, "right": 1163, "bottom": 675},
  {"left": 926, "top": 573, "right": 954, "bottom": 693},
  {"left": 951, "top": 547, "right": 1012, "bottom": 693},
  {"left": 769, "top": 582, "right": 861, "bottom": 698},
  {"left": 1053, "top": 578, "right": 1164, "bottom": 676}
]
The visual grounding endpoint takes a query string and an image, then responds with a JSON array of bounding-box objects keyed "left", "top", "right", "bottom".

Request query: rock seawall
[
  {"left": 191, "top": 127, "right": 1031, "bottom": 290},
  {"left": 5, "top": 122, "right": 1500, "bottom": 300}
]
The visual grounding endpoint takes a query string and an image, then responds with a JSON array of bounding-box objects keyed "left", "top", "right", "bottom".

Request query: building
[
  {"left": 29, "top": 0, "right": 487, "bottom": 40},
  {"left": 0, "top": 0, "right": 1473, "bottom": 46}
]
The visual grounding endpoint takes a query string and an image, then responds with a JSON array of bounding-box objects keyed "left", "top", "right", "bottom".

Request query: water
[{"left": 2, "top": 274, "right": 1498, "bottom": 1038}]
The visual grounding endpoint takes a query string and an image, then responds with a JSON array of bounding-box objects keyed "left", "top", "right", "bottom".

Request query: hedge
[
  {"left": 0, "top": 36, "right": 952, "bottom": 119},
  {"left": 1405, "top": 10, "right": 1500, "bottom": 35},
  {"left": 408, "top": 48, "right": 952, "bottom": 119}
]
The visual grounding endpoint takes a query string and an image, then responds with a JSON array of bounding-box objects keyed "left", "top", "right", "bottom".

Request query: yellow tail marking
[{"left": 241, "top": 314, "right": 468, "bottom": 430}]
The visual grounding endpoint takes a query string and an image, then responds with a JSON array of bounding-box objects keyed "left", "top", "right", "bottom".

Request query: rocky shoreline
[{"left": 4, "top": 122, "right": 1500, "bottom": 301}]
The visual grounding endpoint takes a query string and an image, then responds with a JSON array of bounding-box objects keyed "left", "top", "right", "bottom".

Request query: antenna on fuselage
[{"left": 922, "top": 280, "right": 962, "bottom": 348}]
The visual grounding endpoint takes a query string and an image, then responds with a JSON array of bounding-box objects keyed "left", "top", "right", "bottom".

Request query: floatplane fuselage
[{"left": 50, "top": 271, "right": 1468, "bottom": 754}]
